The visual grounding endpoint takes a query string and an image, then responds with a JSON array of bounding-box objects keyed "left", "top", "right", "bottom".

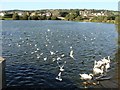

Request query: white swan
[
  {"left": 43, "top": 57, "right": 47, "bottom": 61},
  {"left": 93, "top": 65, "right": 104, "bottom": 76},
  {"left": 50, "top": 51, "right": 55, "bottom": 55},
  {"left": 105, "top": 62, "right": 110, "bottom": 72},
  {"left": 79, "top": 73, "right": 93, "bottom": 80},
  {"left": 101, "top": 56, "right": 110, "bottom": 64},
  {"left": 56, "top": 72, "right": 62, "bottom": 81},
  {"left": 94, "top": 60, "right": 104, "bottom": 68}
]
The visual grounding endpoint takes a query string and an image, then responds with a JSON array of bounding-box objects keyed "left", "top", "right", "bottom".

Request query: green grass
[
  {"left": 0, "top": 17, "right": 12, "bottom": 20},
  {"left": 4, "top": 18, "right": 13, "bottom": 20}
]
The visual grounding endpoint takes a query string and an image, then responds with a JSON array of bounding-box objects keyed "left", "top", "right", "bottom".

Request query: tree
[
  {"left": 115, "top": 16, "right": 119, "bottom": 24},
  {"left": 103, "top": 16, "right": 108, "bottom": 22},
  {"left": 28, "top": 16, "right": 31, "bottom": 20},
  {"left": 3, "top": 14, "right": 13, "bottom": 18},
  {"left": 31, "top": 15, "right": 38, "bottom": 20},
  {"left": 65, "top": 11, "right": 78, "bottom": 21},
  {"left": 65, "top": 14, "right": 70, "bottom": 20},
  {"left": 75, "top": 16, "right": 83, "bottom": 21},
  {"left": 59, "top": 12, "right": 68, "bottom": 17},
  {"left": 12, "top": 13, "right": 19, "bottom": 20},
  {"left": 51, "top": 16, "right": 58, "bottom": 20},
  {"left": 38, "top": 15, "right": 46, "bottom": 20},
  {"left": 46, "top": 16, "right": 51, "bottom": 20},
  {"left": 22, "top": 12, "right": 28, "bottom": 20}
]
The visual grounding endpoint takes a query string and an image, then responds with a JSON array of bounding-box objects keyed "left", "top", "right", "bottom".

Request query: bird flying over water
[
  {"left": 56, "top": 72, "right": 62, "bottom": 81},
  {"left": 70, "top": 50, "right": 75, "bottom": 59},
  {"left": 57, "top": 61, "right": 65, "bottom": 72}
]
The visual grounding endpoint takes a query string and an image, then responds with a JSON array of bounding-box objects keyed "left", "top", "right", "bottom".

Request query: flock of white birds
[
  {"left": 7, "top": 28, "right": 111, "bottom": 87},
  {"left": 12, "top": 29, "right": 76, "bottom": 82},
  {"left": 79, "top": 56, "right": 110, "bottom": 81}
]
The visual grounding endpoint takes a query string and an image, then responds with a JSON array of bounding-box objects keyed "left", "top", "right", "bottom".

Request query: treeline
[
  {"left": 1, "top": 9, "right": 119, "bottom": 24},
  {"left": 90, "top": 15, "right": 119, "bottom": 24},
  {"left": 12, "top": 12, "right": 59, "bottom": 20},
  {"left": 63, "top": 10, "right": 119, "bottom": 24}
]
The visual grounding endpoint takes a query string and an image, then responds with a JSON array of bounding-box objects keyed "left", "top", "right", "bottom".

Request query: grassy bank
[
  {"left": 0, "top": 17, "right": 117, "bottom": 25},
  {"left": 0, "top": 17, "right": 12, "bottom": 20}
]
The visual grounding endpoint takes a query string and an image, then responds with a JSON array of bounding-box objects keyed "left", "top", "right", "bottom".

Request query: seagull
[
  {"left": 58, "top": 40, "right": 61, "bottom": 43},
  {"left": 43, "top": 57, "right": 47, "bottom": 61},
  {"left": 50, "top": 51, "right": 55, "bottom": 55},
  {"left": 56, "top": 72, "right": 62, "bottom": 81},
  {"left": 20, "top": 37, "right": 22, "bottom": 40},
  {"left": 47, "top": 29, "right": 50, "bottom": 32},
  {"left": 52, "top": 45, "right": 54, "bottom": 48},
  {"left": 61, "top": 54, "right": 65, "bottom": 57},
  {"left": 46, "top": 39, "right": 49, "bottom": 42},
  {"left": 79, "top": 73, "right": 93, "bottom": 80},
  {"left": 70, "top": 50, "right": 75, "bottom": 59},
  {"left": 22, "top": 40, "right": 24, "bottom": 43},
  {"left": 70, "top": 46, "right": 72, "bottom": 49},
  {"left": 57, "top": 61, "right": 66, "bottom": 72},
  {"left": 18, "top": 44, "right": 21, "bottom": 47},
  {"left": 65, "top": 41, "right": 67, "bottom": 43},
  {"left": 34, "top": 50, "right": 37, "bottom": 53},
  {"left": 67, "top": 35, "right": 69, "bottom": 38},
  {"left": 57, "top": 57, "right": 61, "bottom": 61},
  {"left": 40, "top": 53, "right": 43, "bottom": 55},
  {"left": 35, "top": 44, "right": 37, "bottom": 47},
  {"left": 16, "top": 43, "right": 20, "bottom": 47},
  {"left": 37, "top": 48, "right": 39, "bottom": 51},
  {"left": 37, "top": 54, "right": 40, "bottom": 59},
  {"left": 8, "top": 44, "right": 11, "bottom": 47},
  {"left": 31, "top": 51, "right": 34, "bottom": 54},
  {"left": 52, "top": 58, "right": 56, "bottom": 62}
]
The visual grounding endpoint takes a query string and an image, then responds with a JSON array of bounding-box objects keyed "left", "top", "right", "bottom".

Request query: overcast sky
[{"left": 0, "top": 0, "right": 119, "bottom": 11}]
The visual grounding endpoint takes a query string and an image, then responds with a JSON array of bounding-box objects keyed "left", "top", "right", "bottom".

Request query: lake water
[{"left": 2, "top": 20, "right": 118, "bottom": 88}]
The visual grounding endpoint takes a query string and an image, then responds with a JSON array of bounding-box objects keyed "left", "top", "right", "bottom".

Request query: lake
[{"left": 2, "top": 20, "right": 118, "bottom": 88}]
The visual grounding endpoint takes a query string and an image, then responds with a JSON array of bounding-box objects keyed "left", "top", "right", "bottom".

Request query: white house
[
  {"left": 46, "top": 12, "right": 52, "bottom": 17},
  {"left": 18, "top": 12, "right": 24, "bottom": 16},
  {"left": 0, "top": 12, "right": 5, "bottom": 17},
  {"left": 30, "top": 12, "right": 36, "bottom": 16}
]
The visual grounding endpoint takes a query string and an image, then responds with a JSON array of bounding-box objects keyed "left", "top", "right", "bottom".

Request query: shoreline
[{"left": 0, "top": 19, "right": 118, "bottom": 25}]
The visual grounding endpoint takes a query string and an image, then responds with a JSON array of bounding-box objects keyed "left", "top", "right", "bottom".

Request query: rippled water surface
[{"left": 2, "top": 20, "right": 118, "bottom": 88}]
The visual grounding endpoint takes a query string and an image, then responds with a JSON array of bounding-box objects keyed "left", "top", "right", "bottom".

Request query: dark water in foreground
[{"left": 2, "top": 20, "right": 118, "bottom": 88}]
